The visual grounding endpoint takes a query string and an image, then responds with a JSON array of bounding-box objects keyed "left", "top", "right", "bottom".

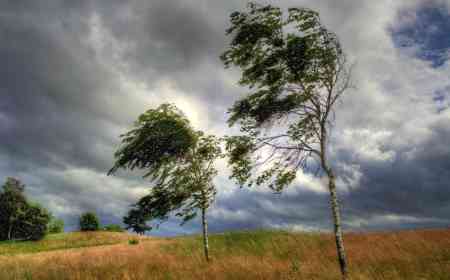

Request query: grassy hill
[
  {"left": 0, "top": 229, "right": 449, "bottom": 279},
  {"left": 0, "top": 232, "right": 135, "bottom": 255}
]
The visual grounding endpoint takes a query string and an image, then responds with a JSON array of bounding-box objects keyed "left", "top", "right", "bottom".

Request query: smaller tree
[
  {"left": 0, "top": 178, "right": 50, "bottom": 241},
  {"left": 47, "top": 216, "right": 65, "bottom": 234},
  {"left": 109, "top": 104, "right": 222, "bottom": 261},
  {"left": 123, "top": 208, "right": 151, "bottom": 235},
  {"left": 79, "top": 212, "right": 100, "bottom": 231},
  {"left": 0, "top": 178, "right": 28, "bottom": 240},
  {"left": 17, "top": 203, "right": 51, "bottom": 241}
]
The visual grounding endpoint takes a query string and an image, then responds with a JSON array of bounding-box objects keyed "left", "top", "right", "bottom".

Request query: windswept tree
[
  {"left": 221, "top": 3, "right": 352, "bottom": 279},
  {"left": 109, "top": 104, "right": 222, "bottom": 262}
]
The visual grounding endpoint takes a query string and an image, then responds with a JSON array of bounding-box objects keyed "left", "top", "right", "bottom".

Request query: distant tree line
[
  {"left": 79, "top": 211, "right": 124, "bottom": 232},
  {"left": 0, "top": 178, "right": 124, "bottom": 242}
]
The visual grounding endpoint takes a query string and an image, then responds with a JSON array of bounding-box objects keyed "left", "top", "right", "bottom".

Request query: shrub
[
  {"left": 47, "top": 217, "right": 64, "bottom": 234},
  {"left": 103, "top": 224, "right": 124, "bottom": 232},
  {"left": 128, "top": 238, "right": 139, "bottom": 245},
  {"left": 79, "top": 212, "right": 100, "bottom": 231}
]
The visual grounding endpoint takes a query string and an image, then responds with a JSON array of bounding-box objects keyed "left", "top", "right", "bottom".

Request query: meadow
[{"left": 0, "top": 229, "right": 449, "bottom": 280}]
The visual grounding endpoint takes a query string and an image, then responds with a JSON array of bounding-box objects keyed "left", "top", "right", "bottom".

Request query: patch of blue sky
[
  {"left": 390, "top": 2, "right": 450, "bottom": 68},
  {"left": 433, "top": 87, "right": 450, "bottom": 112}
]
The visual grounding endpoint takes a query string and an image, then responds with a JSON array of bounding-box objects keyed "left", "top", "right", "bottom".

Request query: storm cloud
[{"left": 1, "top": 0, "right": 449, "bottom": 234}]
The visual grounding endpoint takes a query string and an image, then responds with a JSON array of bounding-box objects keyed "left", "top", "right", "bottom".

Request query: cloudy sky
[{"left": 1, "top": 0, "right": 449, "bottom": 235}]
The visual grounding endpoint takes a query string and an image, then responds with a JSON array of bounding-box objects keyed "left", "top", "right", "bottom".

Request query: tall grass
[{"left": 0, "top": 229, "right": 448, "bottom": 279}]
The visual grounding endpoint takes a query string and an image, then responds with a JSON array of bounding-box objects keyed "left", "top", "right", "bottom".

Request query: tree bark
[
  {"left": 320, "top": 125, "right": 348, "bottom": 280},
  {"left": 201, "top": 206, "right": 210, "bottom": 262},
  {"left": 7, "top": 224, "right": 12, "bottom": 241},
  {"left": 326, "top": 168, "right": 349, "bottom": 280}
]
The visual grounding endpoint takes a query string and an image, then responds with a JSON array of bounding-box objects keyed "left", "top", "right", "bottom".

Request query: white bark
[
  {"left": 201, "top": 206, "right": 210, "bottom": 262},
  {"left": 327, "top": 169, "right": 349, "bottom": 280},
  {"left": 320, "top": 126, "right": 349, "bottom": 280}
]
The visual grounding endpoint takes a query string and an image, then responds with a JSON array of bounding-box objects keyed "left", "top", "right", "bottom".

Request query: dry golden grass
[{"left": 0, "top": 229, "right": 449, "bottom": 280}]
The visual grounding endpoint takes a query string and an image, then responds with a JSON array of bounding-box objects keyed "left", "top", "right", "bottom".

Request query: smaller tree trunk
[
  {"left": 201, "top": 207, "right": 210, "bottom": 262},
  {"left": 7, "top": 224, "right": 12, "bottom": 241}
]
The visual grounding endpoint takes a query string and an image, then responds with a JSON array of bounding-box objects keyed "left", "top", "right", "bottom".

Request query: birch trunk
[
  {"left": 201, "top": 207, "right": 210, "bottom": 262},
  {"left": 326, "top": 168, "right": 349, "bottom": 279},
  {"left": 320, "top": 125, "right": 348, "bottom": 279}
]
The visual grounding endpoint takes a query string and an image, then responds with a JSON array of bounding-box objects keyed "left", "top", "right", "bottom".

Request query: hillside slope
[
  {"left": 0, "top": 229, "right": 449, "bottom": 279},
  {"left": 0, "top": 231, "right": 142, "bottom": 255}
]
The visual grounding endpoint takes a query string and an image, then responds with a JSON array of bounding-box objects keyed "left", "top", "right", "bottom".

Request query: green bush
[
  {"left": 103, "top": 224, "right": 124, "bottom": 232},
  {"left": 128, "top": 238, "right": 139, "bottom": 245},
  {"left": 79, "top": 212, "right": 99, "bottom": 231},
  {"left": 47, "top": 217, "right": 64, "bottom": 234}
]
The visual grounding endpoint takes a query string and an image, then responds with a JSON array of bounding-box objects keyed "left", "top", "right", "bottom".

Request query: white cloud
[{"left": 338, "top": 129, "right": 396, "bottom": 162}]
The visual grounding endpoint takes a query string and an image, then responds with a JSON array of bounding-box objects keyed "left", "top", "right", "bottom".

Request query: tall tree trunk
[
  {"left": 326, "top": 167, "right": 349, "bottom": 280},
  {"left": 201, "top": 206, "right": 210, "bottom": 262},
  {"left": 320, "top": 125, "right": 348, "bottom": 279}
]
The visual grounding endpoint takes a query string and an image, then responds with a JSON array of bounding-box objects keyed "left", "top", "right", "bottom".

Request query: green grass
[
  {"left": 163, "top": 229, "right": 326, "bottom": 259},
  {"left": 0, "top": 231, "right": 130, "bottom": 255}
]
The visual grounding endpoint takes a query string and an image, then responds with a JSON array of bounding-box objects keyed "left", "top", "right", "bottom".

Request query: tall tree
[
  {"left": 109, "top": 104, "right": 222, "bottom": 262},
  {"left": 221, "top": 3, "right": 352, "bottom": 279}
]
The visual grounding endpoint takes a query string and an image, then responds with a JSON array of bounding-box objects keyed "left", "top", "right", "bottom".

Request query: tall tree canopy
[
  {"left": 109, "top": 104, "right": 222, "bottom": 261},
  {"left": 221, "top": 3, "right": 351, "bottom": 279}
]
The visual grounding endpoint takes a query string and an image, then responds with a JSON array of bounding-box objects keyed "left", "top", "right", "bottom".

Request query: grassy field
[
  {"left": 0, "top": 229, "right": 449, "bottom": 279},
  {"left": 0, "top": 232, "right": 135, "bottom": 255}
]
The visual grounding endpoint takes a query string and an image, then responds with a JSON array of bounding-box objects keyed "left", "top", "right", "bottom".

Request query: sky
[{"left": 1, "top": 0, "right": 449, "bottom": 235}]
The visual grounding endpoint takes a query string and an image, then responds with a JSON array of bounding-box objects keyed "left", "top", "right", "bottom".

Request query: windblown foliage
[
  {"left": 222, "top": 3, "right": 352, "bottom": 278},
  {"left": 221, "top": 2, "right": 350, "bottom": 191},
  {"left": 108, "top": 103, "right": 197, "bottom": 181},
  {"left": 110, "top": 104, "right": 222, "bottom": 260}
]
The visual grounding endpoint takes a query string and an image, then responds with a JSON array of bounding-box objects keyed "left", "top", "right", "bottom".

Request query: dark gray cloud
[{"left": 0, "top": 0, "right": 449, "bottom": 234}]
